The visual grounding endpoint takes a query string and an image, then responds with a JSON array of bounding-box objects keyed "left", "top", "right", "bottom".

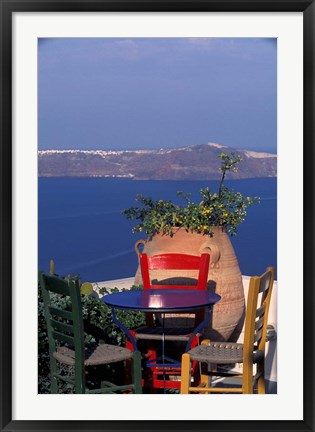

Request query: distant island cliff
[{"left": 38, "top": 142, "right": 277, "bottom": 180}]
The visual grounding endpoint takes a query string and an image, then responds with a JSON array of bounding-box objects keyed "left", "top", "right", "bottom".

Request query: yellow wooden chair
[{"left": 180, "top": 267, "right": 275, "bottom": 394}]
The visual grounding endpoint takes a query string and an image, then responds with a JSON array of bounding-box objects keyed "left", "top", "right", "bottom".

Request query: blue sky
[{"left": 38, "top": 38, "right": 277, "bottom": 153}]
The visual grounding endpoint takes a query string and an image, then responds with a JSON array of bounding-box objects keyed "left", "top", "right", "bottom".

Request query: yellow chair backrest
[{"left": 243, "top": 266, "right": 275, "bottom": 366}]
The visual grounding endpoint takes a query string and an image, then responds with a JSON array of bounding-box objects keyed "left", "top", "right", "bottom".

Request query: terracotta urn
[{"left": 134, "top": 227, "right": 245, "bottom": 342}]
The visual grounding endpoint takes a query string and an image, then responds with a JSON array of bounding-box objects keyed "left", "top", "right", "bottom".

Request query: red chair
[{"left": 126, "top": 252, "right": 210, "bottom": 391}]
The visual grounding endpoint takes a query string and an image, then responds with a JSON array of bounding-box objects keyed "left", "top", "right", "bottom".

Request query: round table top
[{"left": 101, "top": 289, "right": 221, "bottom": 313}]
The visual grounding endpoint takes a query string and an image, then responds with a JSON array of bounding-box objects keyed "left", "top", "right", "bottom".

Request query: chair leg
[
  {"left": 74, "top": 364, "right": 86, "bottom": 394},
  {"left": 191, "top": 360, "right": 201, "bottom": 388},
  {"left": 180, "top": 353, "right": 191, "bottom": 394},
  {"left": 125, "top": 332, "right": 136, "bottom": 387},
  {"left": 142, "top": 343, "right": 156, "bottom": 390},
  {"left": 190, "top": 335, "right": 201, "bottom": 387},
  {"left": 200, "top": 362, "right": 209, "bottom": 388},
  {"left": 198, "top": 339, "right": 211, "bottom": 392},
  {"left": 131, "top": 350, "right": 143, "bottom": 394},
  {"left": 200, "top": 362, "right": 217, "bottom": 393},
  {"left": 50, "top": 357, "right": 58, "bottom": 394},
  {"left": 242, "top": 363, "right": 253, "bottom": 394},
  {"left": 257, "top": 361, "right": 266, "bottom": 394}
]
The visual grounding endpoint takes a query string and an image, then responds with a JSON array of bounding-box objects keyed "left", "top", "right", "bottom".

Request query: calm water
[{"left": 38, "top": 178, "right": 277, "bottom": 282}]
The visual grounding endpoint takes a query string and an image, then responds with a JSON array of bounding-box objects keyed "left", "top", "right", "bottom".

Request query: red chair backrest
[{"left": 139, "top": 253, "right": 210, "bottom": 291}]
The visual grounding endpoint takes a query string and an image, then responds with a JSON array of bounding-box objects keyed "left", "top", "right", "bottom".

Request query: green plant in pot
[
  {"left": 123, "top": 152, "right": 259, "bottom": 342},
  {"left": 123, "top": 152, "right": 258, "bottom": 238}
]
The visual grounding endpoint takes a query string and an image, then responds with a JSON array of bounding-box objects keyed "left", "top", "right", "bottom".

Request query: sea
[{"left": 38, "top": 177, "right": 277, "bottom": 283}]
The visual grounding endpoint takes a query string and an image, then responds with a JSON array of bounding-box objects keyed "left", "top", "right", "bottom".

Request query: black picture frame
[{"left": 1, "top": 1, "right": 314, "bottom": 431}]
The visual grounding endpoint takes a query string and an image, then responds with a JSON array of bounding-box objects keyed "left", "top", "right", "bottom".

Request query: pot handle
[
  {"left": 134, "top": 239, "right": 146, "bottom": 257},
  {"left": 199, "top": 241, "right": 220, "bottom": 269}
]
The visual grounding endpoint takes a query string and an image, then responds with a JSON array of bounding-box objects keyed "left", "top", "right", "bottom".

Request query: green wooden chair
[{"left": 39, "top": 271, "right": 142, "bottom": 394}]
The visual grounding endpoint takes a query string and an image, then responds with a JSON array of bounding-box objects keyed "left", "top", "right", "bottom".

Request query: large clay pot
[{"left": 134, "top": 227, "right": 245, "bottom": 342}]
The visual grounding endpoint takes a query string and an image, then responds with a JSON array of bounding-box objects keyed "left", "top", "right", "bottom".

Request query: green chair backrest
[{"left": 38, "top": 271, "right": 86, "bottom": 392}]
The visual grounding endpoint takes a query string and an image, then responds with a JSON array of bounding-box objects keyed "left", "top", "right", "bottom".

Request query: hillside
[{"left": 38, "top": 142, "right": 277, "bottom": 180}]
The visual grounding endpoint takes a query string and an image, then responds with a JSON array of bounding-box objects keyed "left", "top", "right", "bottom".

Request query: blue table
[{"left": 102, "top": 289, "right": 221, "bottom": 369}]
